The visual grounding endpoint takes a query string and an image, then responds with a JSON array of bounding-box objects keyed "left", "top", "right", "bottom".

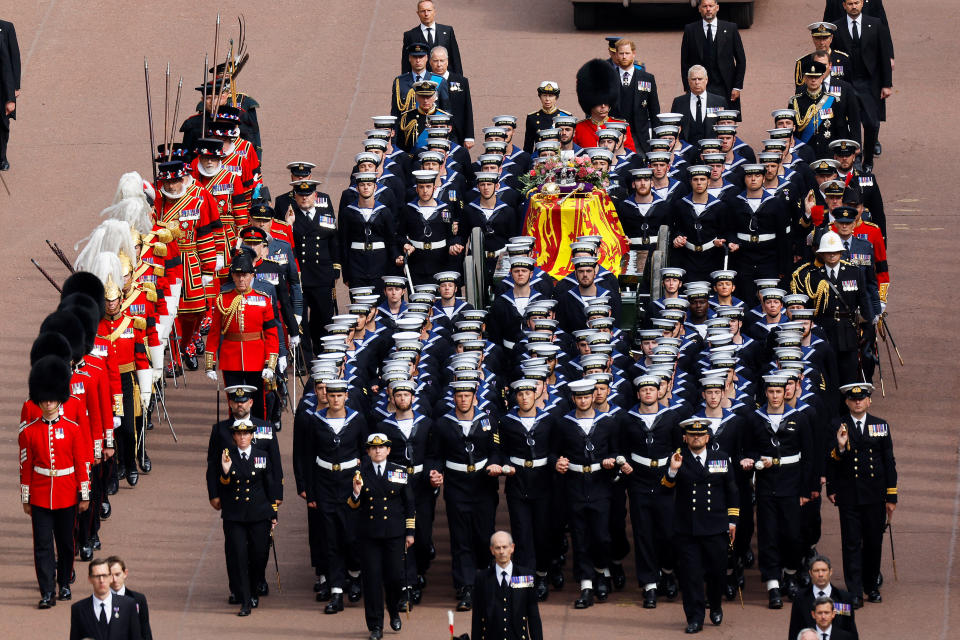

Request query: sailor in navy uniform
[
  {"left": 338, "top": 171, "right": 402, "bottom": 291},
  {"left": 669, "top": 165, "right": 731, "bottom": 282},
  {"left": 556, "top": 256, "right": 622, "bottom": 334},
  {"left": 827, "top": 383, "right": 897, "bottom": 607},
  {"left": 662, "top": 418, "right": 739, "bottom": 634},
  {"left": 399, "top": 169, "right": 464, "bottom": 284}
]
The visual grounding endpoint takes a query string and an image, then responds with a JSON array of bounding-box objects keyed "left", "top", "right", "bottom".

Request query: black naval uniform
[
  {"left": 669, "top": 194, "right": 730, "bottom": 282},
  {"left": 790, "top": 86, "right": 861, "bottom": 161},
  {"left": 429, "top": 408, "right": 502, "bottom": 594},
  {"left": 794, "top": 50, "right": 850, "bottom": 89},
  {"left": 397, "top": 107, "right": 455, "bottom": 153},
  {"left": 827, "top": 411, "right": 897, "bottom": 599},
  {"left": 338, "top": 201, "right": 402, "bottom": 290},
  {"left": 471, "top": 564, "right": 545, "bottom": 640},
  {"left": 727, "top": 192, "right": 792, "bottom": 302},
  {"left": 522, "top": 107, "right": 572, "bottom": 154},
  {"left": 661, "top": 447, "right": 739, "bottom": 628},
  {"left": 399, "top": 199, "right": 460, "bottom": 285},
  {"left": 216, "top": 442, "right": 279, "bottom": 611},
  {"left": 291, "top": 196, "right": 340, "bottom": 357},
  {"left": 348, "top": 458, "right": 416, "bottom": 635}
]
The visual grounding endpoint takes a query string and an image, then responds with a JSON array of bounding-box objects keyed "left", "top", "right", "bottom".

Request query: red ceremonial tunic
[
  {"left": 205, "top": 288, "right": 280, "bottom": 372},
  {"left": 573, "top": 117, "right": 636, "bottom": 152},
  {"left": 19, "top": 410, "right": 92, "bottom": 509}
]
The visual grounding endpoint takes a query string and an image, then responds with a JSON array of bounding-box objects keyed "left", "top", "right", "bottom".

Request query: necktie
[
  {"left": 818, "top": 590, "right": 826, "bottom": 597},
  {"left": 501, "top": 570, "right": 508, "bottom": 589},
  {"left": 697, "top": 455, "right": 704, "bottom": 468},
  {"left": 426, "top": 27, "right": 434, "bottom": 47},
  {"left": 856, "top": 420, "right": 863, "bottom": 434},
  {"left": 707, "top": 22, "right": 714, "bottom": 44},
  {"left": 415, "top": 73, "right": 422, "bottom": 83},
  {"left": 829, "top": 269, "right": 838, "bottom": 284},
  {"left": 843, "top": 240, "right": 850, "bottom": 251},
  {"left": 823, "top": 633, "right": 829, "bottom": 640},
  {"left": 852, "top": 20, "right": 860, "bottom": 45},
  {"left": 377, "top": 464, "right": 383, "bottom": 477},
  {"left": 622, "top": 71, "right": 630, "bottom": 86},
  {"left": 241, "top": 452, "right": 248, "bottom": 461},
  {"left": 696, "top": 95, "right": 703, "bottom": 123},
  {"left": 99, "top": 602, "right": 108, "bottom": 628}
]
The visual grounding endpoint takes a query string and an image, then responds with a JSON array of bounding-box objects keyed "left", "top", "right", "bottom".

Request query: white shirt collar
[
  {"left": 496, "top": 561, "right": 514, "bottom": 582},
  {"left": 421, "top": 22, "right": 436, "bottom": 31},
  {"left": 813, "top": 583, "right": 833, "bottom": 598},
  {"left": 112, "top": 586, "right": 127, "bottom": 596},
  {"left": 238, "top": 445, "right": 253, "bottom": 458},
  {"left": 703, "top": 18, "right": 718, "bottom": 29},
  {"left": 93, "top": 592, "right": 113, "bottom": 622},
  {"left": 848, "top": 14, "right": 861, "bottom": 26}
]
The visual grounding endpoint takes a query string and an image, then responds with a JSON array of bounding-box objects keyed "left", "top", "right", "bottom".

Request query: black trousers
[
  {"left": 506, "top": 492, "right": 553, "bottom": 573},
  {"left": 0, "top": 119, "right": 9, "bottom": 163},
  {"left": 627, "top": 488, "right": 676, "bottom": 586},
  {"left": 319, "top": 502, "right": 356, "bottom": 589},
  {"left": 406, "top": 483, "right": 436, "bottom": 585},
  {"left": 446, "top": 496, "right": 496, "bottom": 588},
  {"left": 674, "top": 532, "right": 727, "bottom": 624},
  {"left": 732, "top": 474, "right": 755, "bottom": 560},
  {"left": 801, "top": 495, "right": 823, "bottom": 552},
  {"left": 307, "top": 502, "right": 327, "bottom": 575},
  {"left": 302, "top": 286, "right": 336, "bottom": 359},
  {"left": 222, "top": 370, "right": 267, "bottom": 420},
  {"left": 76, "top": 463, "right": 104, "bottom": 546},
  {"left": 31, "top": 504, "right": 77, "bottom": 594},
  {"left": 838, "top": 501, "right": 886, "bottom": 596},
  {"left": 361, "top": 536, "right": 404, "bottom": 631},
  {"left": 756, "top": 494, "right": 802, "bottom": 582},
  {"left": 608, "top": 481, "right": 631, "bottom": 564},
  {"left": 568, "top": 498, "right": 611, "bottom": 582},
  {"left": 223, "top": 518, "right": 271, "bottom": 606},
  {"left": 118, "top": 372, "right": 138, "bottom": 472}
]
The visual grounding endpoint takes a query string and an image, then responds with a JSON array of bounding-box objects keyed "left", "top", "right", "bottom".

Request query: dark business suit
[
  {"left": 823, "top": 0, "right": 893, "bottom": 57},
  {"left": 118, "top": 588, "right": 153, "bottom": 640},
  {"left": 680, "top": 19, "right": 746, "bottom": 111},
  {"left": 831, "top": 14, "right": 893, "bottom": 166},
  {"left": 0, "top": 19, "right": 21, "bottom": 165},
  {"left": 669, "top": 91, "right": 727, "bottom": 145},
  {"left": 788, "top": 584, "right": 859, "bottom": 640},
  {"left": 443, "top": 71, "right": 475, "bottom": 143},
  {"left": 611, "top": 66, "right": 660, "bottom": 153},
  {"left": 401, "top": 22, "right": 463, "bottom": 75},
  {"left": 471, "top": 565, "right": 544, "bottom": 640},
  {"left": 70, "top": 594, "right": 142, "bottom": 640}
]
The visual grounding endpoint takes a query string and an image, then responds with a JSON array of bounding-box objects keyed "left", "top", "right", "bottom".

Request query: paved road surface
[{"left": 1, "top": 1, "right": 957, "bottom": 638}]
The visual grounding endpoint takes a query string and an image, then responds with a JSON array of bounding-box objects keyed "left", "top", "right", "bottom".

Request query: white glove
[
  {"left": 140, "top": 391, "right": 152, "bottom": 411},
  {"left": 202, "top": 275, "right": 215, "bottom": 286},
  {"left": 289, "top": 335, "right": 301, "bottom": 348},
  {"left": 152, "top": 368, "right": 162, "bottom": 383},
  {"left": 215, "top": 255, "right": 225, "bottom": 271},
  {"left": 113, "top": 416, "right": 122, "bottom": 429},
  {"left": 278, "top": 356, "right": 288, "bottom": 372},
  {"left": 879, "top": 301, "right": 887, "bottom": 314},
  {"left": 206, "top": 370, "right": 219, "bottom": 382},
  {"left": 261, "top": 368, "right": 275, "bottom": 381},
  {"left": 294, "top": 314, "right": 302, "bottom": 326}
]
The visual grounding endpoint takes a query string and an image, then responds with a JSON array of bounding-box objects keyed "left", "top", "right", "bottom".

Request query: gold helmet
[{"left": 104, "top": 274, "right": 122, "bottom": 301}]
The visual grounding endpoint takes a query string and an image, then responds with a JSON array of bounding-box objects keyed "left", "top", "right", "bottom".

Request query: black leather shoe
[
  {"left": 315, "top": 583, "right": 330, "bottom": 601},
  {"left": 183, "top": 354, "right": 199, "bottom": 371},
  {"left": 429, "top": 543, "right": 436, "bottom": 559},
  {"left": 91, "top": 534, "right": 101, "bottom": 550},
  {"left": 238, "top": 605, "right": 251, "bottom": 617},
  {"left": 724, "top": 580, "right": 736, "bottom": 601},
  {"left": 534, "top": 576, "right": 549, "bottom": 602},
  {"left": 595, "top": 574, "right": 610, "bottom": 601},
  {"left": 250, "top": 596, "right": 259, "bottom": 609},
  {"left": 685, "top": 621, "right": 703, "bottom": 634},
  {"left": 138, "top": 452, "right": 152, "bottom": 474},
  {"left": 79, "top": 545, "right": 93, "bottom": 561},
  {"left": 662, "top": 572, "right": 679, "bottom": 600},
  {"left": 852, "top": 594, "right": 864, "bottom": 609},
  {"left": 146, "top": 418, "right": 154, "bottom": 431},
  {"left": 390, "top": 615, "right": 402, "bottom": 631},
  {"left": 0, "top": 160, "right": 9, "bottom": 171},
  {"left": 397, "top": 595, "right": 410, "bottom": 613},
  {"left": 574, "top": 588, "right": 593, "bottom": 609},
  {"left": 876, "top": 572, "right": 884, "bottom": 588},
  {"left": 100, "top": 499, "right": 111, "bottom": 519},
  {"left": 348, "top": 576, "right": 362, "bottom": 602},
  {"left": 57, "top": 586, "right": 71, "bottom": 601},
  {"left": 193, "top": 337, "right": 205, "bottom": 356},
  {"left": 874, "top": 142, "right": 882, "bottom": 157},
  {"left": 768, "top": 588, "right": 783, "bottom": 609},
  {"left": 126, "top": 468, "right": 139, "bottom": 487},
  {"left": 416, "top": 574, "right": 427, "bottom": 590},
  {"left": 368, "top": 629, "right": 383, "bottom": 640},
  {"left": 642, "top": 588, "right": 657, "bottom": 608},
  {"left": 257, "top": 581, "right": 269, "bottom": 596},
  {"left": 410, "top": 587, "right": 422, "bottom": 605},
  {"left": 798, "top": 571, "right": 812, "bottom": 589},
  {"left": 783, "top": 574, "right": 800, "bottom": 601},
  {"left": 549, "top": 566, "right": 565, "bottom": 590},
  {"left": 743, "top": 550, "right": 755, "bottom": 568},
  {"left": 867, "top": 590, "right": 882, "bottom": 603},
  {"left": 70, "top": 569, "right": 75, "bottom": 584},
  {"left": 709, "top": 608, "right": 723, "bottom": 625},
  {"left": 610, "top": 563, "right": 626, "bottom": 590},
  {"left": 456, "top": 586, "right": 473, "bottom": 611},
  {"left": 117, "top": 465, "right": 126, "bottom": 481},
  {"left": 38, "top": 593, "right": 56, "bottom": 609},
  {"left": 324, "top": 593, "right": 343, "bottom": 613},
  {"left": 228, "top": 593, "right": 240, "bottom": 605}
]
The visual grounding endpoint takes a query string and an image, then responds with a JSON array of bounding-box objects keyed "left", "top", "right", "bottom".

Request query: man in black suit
[
  {"left": 107, "top": 556, "right": 153, "bottom": 640},
  {"left": 788, "top": 555, "right": 859, "bottom": 640},
  {"left": 680, "top": 0, "right": 746, "bottom": 112},
  {"left": 610, "top": 38, "right": 660, "bottom": 154},
  {"left": 830, "top": 0, "right": 893, "bottom": 170},
  {"left": 823, "top": 0, "right": 893, "bottom": 60},
  {"left": 400, "top": 0, "right": 463, "bottom": 75},
  {"left": 471, "top": 530, "right": 544, "bottom": 640},
  {"left": 430, "top": 45, "right": 474, "bottom": 149},
  {"left": 70, "top": 558, "right": 141, "bottom": 640},
  {"left": 670, "top": 65, "right": 727, "bottom": 145},
  {"left": 810, "top": 597, "right": 856, "bottom": 640},
  {"left": 0, "top": 18, "right": 21, "bottom": 170}
]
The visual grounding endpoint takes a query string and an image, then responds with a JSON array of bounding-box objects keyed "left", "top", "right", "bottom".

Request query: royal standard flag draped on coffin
[{"left": 523, "top": 190, "right": 629, "bottom": 279}]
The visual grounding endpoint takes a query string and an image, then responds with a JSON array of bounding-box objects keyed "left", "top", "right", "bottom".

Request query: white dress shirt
[
  {"left": 702, "top": 18, "right": 718, "bottom": 39},
  {"left": 689, "top": 91, "right": 706, "bottom": 121},
  {"left": 618, "top": 65, "right": 634, "bottom": 86},
  {"left": 238, "top": 445, "right": 252, "bottom": 460},
  {"left": 813, "top": 583, "right": 833, "bottom": 599},
  {"left": 420, "top": 22, "right": 436, "bottom": 43},
  {"left": 847, "top": 14, "right": 862, "bottom": 40},
  {"left": 93, "top": 592, "right": 113, "bottom": 624},
  {"left": 818, "top": 625, "right": 833, "bottom": 639},
  {"left": 496, "top": 561, "right": 514, "bottom": 586}
]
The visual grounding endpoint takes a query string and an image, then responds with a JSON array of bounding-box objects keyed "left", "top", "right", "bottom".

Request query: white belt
[
  {"left": 315, "top": 457, "right": 359, "bottom": 471},
  {"left": 403, "top": 464, "right": 424, "bottom": 474},
  {"left": 567, "top": 462, "right": 601, "bottom": 473},
  {"left": 445, "top": 458, "right": 488, "bottom": 473},
  {"left": 630, "top": 453, "right": 669, "bottom": 468},
  {"left": 33, "top": 465, "right": 74, "bottom": 477},
  {"left": 509, "top": 456, "right": 548, "bottom": 469},
  {"left": 350, "top": 241, "right": 386, "bottom": 250},
  {"left": 684, "top": 240, "right": 718, "bottom": 252},
  {"left": 409, "top": 239, "right": 447, "bottom": 250},
  {"left": 772, "top": 453, "right": 801, "bottom": 465},
  {"left": 736, "top": 232, "right": 777, "bottom": 243},
  {"left": 629, "top": 236, "right": 654, "bottom": 245}
]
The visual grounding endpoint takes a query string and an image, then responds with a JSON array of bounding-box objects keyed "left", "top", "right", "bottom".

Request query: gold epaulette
[
  {"left": 145, "top": 288, "right": 157, "bottom": 303},
  {"left": 156, "top": 228, "right": 174, "bottom": 243},
  {"left": 152, "top": 242, "right": 168, "bottom": 257},
  {"left": 132, "top": 317, "right": 147, "bottom": 331}
]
